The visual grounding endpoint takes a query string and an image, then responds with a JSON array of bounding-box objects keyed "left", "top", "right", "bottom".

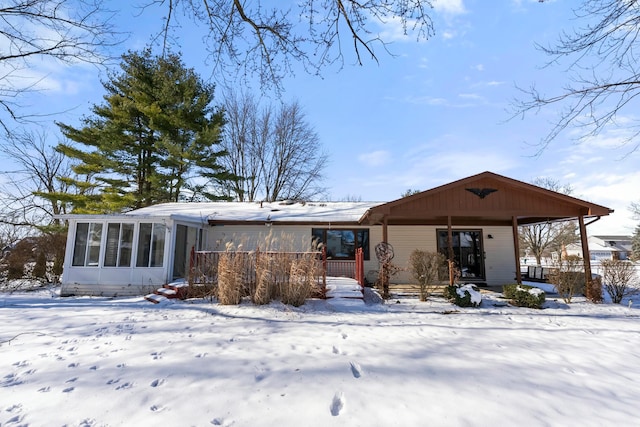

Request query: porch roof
[{"left": 360, "top": 171, "right": 613, "bottom": 226}]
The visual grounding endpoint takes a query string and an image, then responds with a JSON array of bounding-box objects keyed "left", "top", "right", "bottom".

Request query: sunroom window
[
  {"left": 136, "top": 223, "right": 166, "bottom": 267},
  {"left": 103, "top": 223, "right": 134, "bottom": 267},
  {"left": 72, "top": 223, "right": 103, "bottom": 267},
  {"left": 312, "top": 228, "right": 370, "bottom": 260}
]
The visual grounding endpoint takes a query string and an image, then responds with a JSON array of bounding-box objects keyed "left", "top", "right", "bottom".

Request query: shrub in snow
[
  {"left": 503, "top": 284, "right": 545, "bottom": 309},
  {"left": 32, "top": 251, "right": 47, "bottom": 280},
  {"left": 601, "top": 259, "right": 639, "bottom": 304},
  {"left": 408, "top": 249, "right": 447, "bottom": 301},
  {"left": 547, "top": 255, "right": 586, "bottom": 303},
  {"left": 445, "top": 283, "right": 482, "bottom": 308}
]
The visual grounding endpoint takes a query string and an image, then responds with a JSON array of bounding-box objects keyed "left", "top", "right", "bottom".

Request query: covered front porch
[{"left": 359, "top": 172, "right": 613, "bottom": 300}]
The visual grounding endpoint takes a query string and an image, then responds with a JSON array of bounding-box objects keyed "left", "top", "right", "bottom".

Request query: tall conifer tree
[{"left": 56, "top": 49, "right": 233, "bottom": 213}]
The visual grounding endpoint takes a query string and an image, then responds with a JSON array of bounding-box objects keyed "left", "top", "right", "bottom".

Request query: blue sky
[{"left": 3, "top": 0, "right": 638, "bottom": 235}]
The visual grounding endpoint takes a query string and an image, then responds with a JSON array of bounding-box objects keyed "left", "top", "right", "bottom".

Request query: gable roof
[{"left": 361, "top": 171, "right": 613, "bottom": 226}]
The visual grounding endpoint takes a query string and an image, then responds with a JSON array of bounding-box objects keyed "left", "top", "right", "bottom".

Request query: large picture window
[
  {"left": 104, "top": 223, "right": 134, "bottom": 267},
  {"left": 72, "top": 223, "right": 103, "bottom": 267},
  {"left": 312, "top": 228, "right": 370, "bottom": 260},
  {"left": 136, "top": 223, "right": 166, "bottom": 267}
]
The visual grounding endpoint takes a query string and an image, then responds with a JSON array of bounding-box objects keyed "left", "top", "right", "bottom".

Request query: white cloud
[
  {"left": 458, "top": 93, "right": 483, "bottom": 100},
  {"left": 473, "top": 64, "right": 484, "bottom": 72},
  {"left": 433, "top": 0, "right": 467, "bottom": 15},
  {"left": 442, "top": 30, "right": 456, "bottom": 40},
  {"left": 358, "top": 150, "right": 392, "bottom": 167}
]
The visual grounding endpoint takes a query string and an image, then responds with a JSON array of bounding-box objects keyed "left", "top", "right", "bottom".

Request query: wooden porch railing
[
  {"left": 188, "top": 246, "right": 365, "bottom": 288},
  {"left": 321, "top": 247, "right": 365, "bottom": 287}
]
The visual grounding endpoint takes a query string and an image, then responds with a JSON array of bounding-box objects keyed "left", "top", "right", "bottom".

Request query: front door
[
  {"left": 437, "top": 230, "right": 485, "bottom": 281},
  {"left": 173, "top": 224, "right": 199, "bottom": 280}
]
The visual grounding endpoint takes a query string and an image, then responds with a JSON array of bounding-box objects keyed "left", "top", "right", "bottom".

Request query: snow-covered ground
[{"left": 1, "top": 278, "right": 639, "bottom": 427}]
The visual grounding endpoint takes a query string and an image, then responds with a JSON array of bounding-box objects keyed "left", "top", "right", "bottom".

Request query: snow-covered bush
[
  {"left": 601, "top": 259, "right": 638, "bottom": 304},
  {"left": 445, "top": 283, "right": 482, "bottom": 307},
  {"left": 408, "top": 249, "right": 446, "bottom": 301},
  {"left": 503, "top": 284, "right": 546, "bottom": 309}
]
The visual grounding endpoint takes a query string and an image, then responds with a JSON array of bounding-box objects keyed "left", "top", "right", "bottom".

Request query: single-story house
[
  {"left": 566, "top": 235, "right": 633, "bottom": 261},
  {"left": 59, "top": 171, "right": 614, "bottom": 297}
]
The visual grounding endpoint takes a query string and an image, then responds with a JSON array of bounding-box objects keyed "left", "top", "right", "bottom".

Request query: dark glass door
[{"left": 437, "top": 230, "right": 485, "bottom": 281}]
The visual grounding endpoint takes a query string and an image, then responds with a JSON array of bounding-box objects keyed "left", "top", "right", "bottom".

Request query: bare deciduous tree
[
  {"left": 217, "top": 92, "right": 328, "bottom": 202},
  {"left": 144, "top": 0, "right": 435, "bottom": 90},
  {"left": 514, "top": 0, "right": 640, "bottom": 153},
  {"left": 519, "top": 177, "right": 578, "bottom": 265},
  {"left": 0, "top": 131, "right": 73, "bottom": 228},
  {"left": 0, "top": 0, "right": 118, "bottom": 132}
]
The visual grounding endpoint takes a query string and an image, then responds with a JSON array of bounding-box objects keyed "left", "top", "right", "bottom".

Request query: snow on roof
[{"left": 125, "top": 201, "right": 382, "bottom": 224}]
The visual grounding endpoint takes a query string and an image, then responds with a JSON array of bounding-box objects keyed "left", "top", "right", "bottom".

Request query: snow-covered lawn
[{"left": 1, "top": 279, "right": 639, "bottom": 427}]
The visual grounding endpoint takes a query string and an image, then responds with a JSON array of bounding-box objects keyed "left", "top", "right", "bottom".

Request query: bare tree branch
[
  {"left": 0, "top": 0, "right": 120, "bottom": 131},
  {"left": 141, "top": 0, "right": 435, "bottom": 91},
  {"left": 512, "top": 0, "right": 640, "bottom": 154}
]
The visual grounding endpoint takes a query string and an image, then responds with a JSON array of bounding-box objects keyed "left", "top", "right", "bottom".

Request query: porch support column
[
  {"left": 512, "top": 216, "right": 522, "bottom": 284},
  {"left": 382, "top": 216, "right": 388, "bottom": 243},
  {"left": 447, "top": 216, "right": 454, "bottom": 286},
  {"left": 578, "top": 215, "right": 599, "bottom": 302}
]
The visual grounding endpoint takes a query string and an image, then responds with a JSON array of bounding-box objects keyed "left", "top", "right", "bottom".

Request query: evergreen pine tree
[{"left": 56, "top": 48, "right": 236, "bottom": 213}]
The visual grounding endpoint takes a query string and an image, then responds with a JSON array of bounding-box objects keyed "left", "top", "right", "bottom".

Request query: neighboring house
[
  {"left": 59, "top": 171, "right": 613, "bottom": 297},
  {"left": 566, "top": 235, "right": 633, "bottom": 261}
]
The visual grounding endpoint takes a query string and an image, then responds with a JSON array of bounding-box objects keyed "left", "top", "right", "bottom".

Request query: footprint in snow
[
  {"left": 6, "top": 414, "right": 25, "bottom": 425},
  {"left": 150, "top": 378, "right": 165, "bottom": 388},
  {"left": 62, "top": 386, "right": 75, "bottom": 393},
  {"left": 330, "top": 392, "right": 345, "bottom": 416},
  {"left": 211, "top": 417, "right": 235, "bottom": 426},
  {"left": 350, "top": 361, "right": 362, "bottom": 378},
  {"left": 116, "top": 381, "right": 133, "bottom": 390},
  {"left": 150, "top": 404, "right": 165, "bottom": 412},
  {"left": 332, "top": 346, "right": 340, "bottom": 355}
]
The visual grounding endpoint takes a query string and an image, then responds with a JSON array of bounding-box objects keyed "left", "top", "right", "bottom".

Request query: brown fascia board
[{"left": 208, "top": 220, "right": 362, "bottom": 227}]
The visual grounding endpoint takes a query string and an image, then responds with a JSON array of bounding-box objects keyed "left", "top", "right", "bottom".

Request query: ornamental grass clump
[
  {"left": 253, "top": 253, "right": 277, "bottom": 305},
  {"left": 217, "top": 244, "right": 246, "bottom": 305},
  {"left": 282, "top": 256, "right": 318, "bottom": 307},
  {"left": 445, "top": 283, "right": 482, "bottom": 308},
  {"left": 503, "top": 283, "right": 545, "bottom": 309}
]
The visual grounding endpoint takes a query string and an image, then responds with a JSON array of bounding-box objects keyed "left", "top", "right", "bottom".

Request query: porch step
[
  {"left": 145, "top": 282, "right": 190, "bottom": 303},
  {"left": 144, "top": 293, "right": 168, "bottom": 304},
  {"left": 158, "top": 282, "right": 190, "bottom": 299}
]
